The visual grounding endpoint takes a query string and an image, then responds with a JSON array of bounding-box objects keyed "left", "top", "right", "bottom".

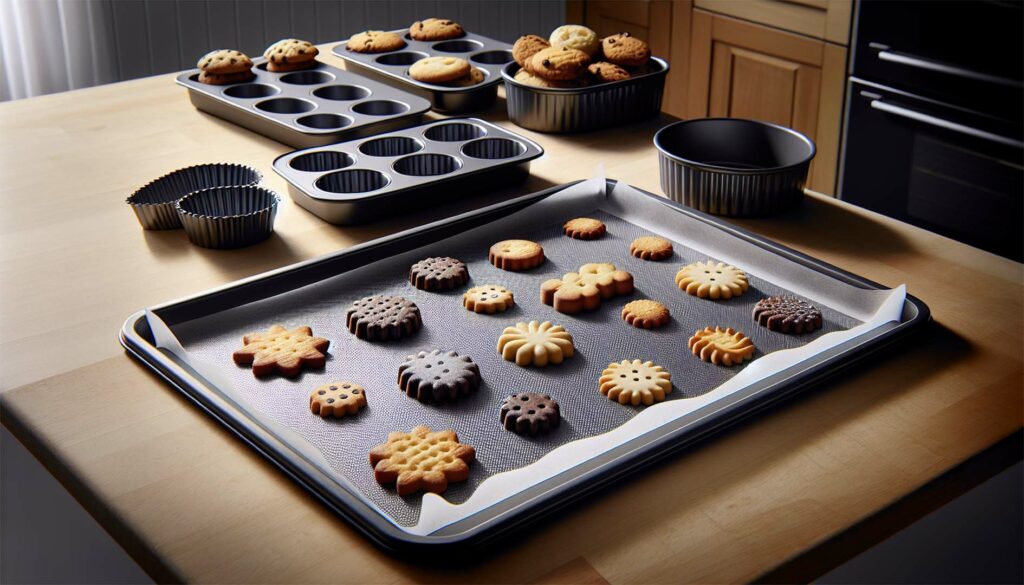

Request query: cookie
[
  {"left": 513, "top": 68, "right": 582, "bottom": 88},
  {"left": 263, "top": 38, "right": 318, "bottom": 71},
  {"left": 753, "top": 296, "right": 823, "bottom": 334},
  {"left": 197, "top": 49, "right": 253, "bottom": 74},
  {"left": 444, "top": 67, "right": 486, "bottom": 87},
  {"left": 346, "top": 295, "right": 422, "bottom": 341},
  {"left": 688, "top": 326, "right": 756, "bottom": 366},
  {"left": 601, "top": 33, "right": 651, "bottom": 67},
  {"left": 346, "top": 30, "right": 406, "bottom": 53},
  {"left": 587, "top": 61, "right": 630, "bottom": 83},
  {"left": 232, "top": 324, "right": 329, "bottom": 378},
  {"left": 540, "top": 263, "right": 634, "bottom": 314},
  {"left": 563, "top": 217, "right": 606, "bottom": 240},
  {"left": 463, "top": 284, "right": 514, "bottom": 314},
  {"left": 369, "top": 426, "right": 475, "bottom": 496},
  {"left": 409, "top": 56, "right": 472, "bottom": 84},
  {"left": 409, "top": 256, "right": 469, "bottom": 291},
  {"left": 549, "top": 25, "right": 600, "bottom": 56},
  {"left": 675, "top": 260, "right": 749, "bottom": 300},
  {"left": 489, "top": 239, "right": 545, "bottom": 271},
  {"left": 621, "top": 299, "right": 670, "bottom": 329},
  {"left": 630, "top": 236, "right": 673, "bottom": 261},
  {"left": 198, "top": 70, "right": 256, "bottom": 85},
  {"left": 409, "top": 18, "right": 465, "bottom": 41},
  {"left": 513, "top": 34, "right": 550, "bottom": 67},
  {"left": 599, "top": 359, "right": 672, "bottom": 406},
  {"left": 397, "top": 350, "right": 480, "bottom": 403},
  {"left": 527, "top": 46, "right": 590, "bottom": 81},
  {"left": 497, "top": 321, "right": 575, "bottom": 367},
  {"left": 500, "top": 392, "right": 560, "bottom": 436},
  {"left": 309, "top": 381, "right": 367, "bottom": 418}
]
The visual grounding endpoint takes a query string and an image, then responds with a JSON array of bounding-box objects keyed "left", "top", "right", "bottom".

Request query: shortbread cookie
[
  {"left": 263, "top": 39, "right": 318, "bottom": 72},
  {"left": 463, "top": 284, "right": 514, "bottom": 314},
  {"left": 563, "top": 217, "right": 606, "bottom": 240},
  {"left": 588, "top": 61, "right": 630, "bottom": 83},
  {"left": 232, "top": 324, "right": 329, "bottom": 377},
  {"left": 444, "top": 67, "right": 485, "bottom": 86},
  {"left": 409, "top": 18, "right": 465, "bottom": 41},
  {"left": 409, "top": 56, "right": 472, "bottom": 83},
  {"left": 540, "top": 263, "right": 634, "bottom": 314},
  {"left": 369, "top": 426, "right": 475, "bottom": 496},
  {"left": 513, "top": 34, "right": 550, "bottom": 67},
  {"left": 753, "top": 296, "right": 823, "bottom": 334},
  {"left": 409, "top": 256, "right": 468, "bottom": 291},
  {"left": 630, "top": 236, "right": 673, "bottom": 261},
  {"left": 549, "top": 25, "right": 600, "bottom": 56},
  {"left": 599, "top": 359, "right": 672, "bottom": 406},
  {"left": 497, "top": 321, "right": 574, "bottom": 367},
  {"left": 513, "top": 68, "right": 582, "bottom": 88},
  {"left": 346, "top": 295, "right": 422, "bottom": 341},
  {"left": 527, "top": 46, "right": 590, "bottom": 80},
  {"left": 198, "top": 70, "right": 256, "bottom": 85},
  {"left": 500, "top": 392, "right": 560, "bottom": 436},
  {"left": 397, "top": 350, "right": 480, "bottom": 403},
  {"left": 489, "top": 239, "right": 545, "bottom": 271},
  {"left": 197, "top": 49, "right": 253, "bottom": 74},
  {"left": 310, "top": 381, "right": 367, "bottom": 418},
  {"left": 601, "top": 33, "right": 651, "bottom": 67},
  {"left": 675, "top": 260, "right": 749, "bottom": 299},
  {"left": 688, "top": 326, "right": 756, "bottom": 366},
  {"left": 621, "top": 299, "right": 670, "bottom": 329},
  {"left": 346, "top": 30, "right": 406, "bottom": 53}
]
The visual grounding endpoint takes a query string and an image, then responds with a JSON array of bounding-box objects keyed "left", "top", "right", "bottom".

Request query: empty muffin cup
[
  {"left": 432, "top": 40, "right": 484, "bottom": 53},
  {"left": 289, "top": 151, "right": 355, "bottom": 173},
  {"left": 126, "top": 163, "right": 263, "bottom": 230},
  {"left": 256, "top": 97, "right": 317, "bottom": 114},
  {"left": 393, "top": 153, "right": 462, "bottom": 176},
  {"left": 223, "top": 84, "right": 279, "bottom": 99},
  {"left": 375, "top": 51, "right": 430, "bottom": 66},
  {"left": 316, "top": 169, "right": 390, "bottom": 194},
  {"left": 279, "top": 70, "right": 335, "bottom": 85},
  {"left": 352, "top": 100, "right": 410, "bottom": 116},
  {"left": 423, "top": 122, "right": 486, "bottom": 142},
  {"left": 462, "top": 138, "right": 526, "bottom": 159},
  {"left": 176, "top": 185, "right": 280, "bottom": 248},
  {"left": 359, "top": 136, "right": 423, "bottom": 157},
  {"left": 312, "top": 85, "right": 371, "bottom": 101},
  {"left": 296, "top": 113, "right": 353, "bottom": 130},
  {"left": 471, "top": 50, "right": 513, "bottom": 65}
]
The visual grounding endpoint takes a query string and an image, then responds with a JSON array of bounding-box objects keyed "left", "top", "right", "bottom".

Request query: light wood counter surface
[{"left": 2, "top": 49, "right": 1022, "bottom": 584}]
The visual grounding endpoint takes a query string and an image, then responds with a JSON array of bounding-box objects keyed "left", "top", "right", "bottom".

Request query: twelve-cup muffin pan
[
  {"left": 272, "top": 118, "right": 543, "bottom": 224},
  {"left": 176, "top": 59, "right": 432, "bottom": 148},
  {"left": 332, "top": 30, "right": 514, "bottom": 113}
]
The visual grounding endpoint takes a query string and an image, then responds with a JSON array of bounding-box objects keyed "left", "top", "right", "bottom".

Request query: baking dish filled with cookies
[
  {"left": 120, "top": 177, "right": 928, "bottom": 553},
  {"left": 176, "top": 59, "right": 432, "bottom": 148},
  {"left": 271, "top": 118, "right": 543, "bottom": 225}
]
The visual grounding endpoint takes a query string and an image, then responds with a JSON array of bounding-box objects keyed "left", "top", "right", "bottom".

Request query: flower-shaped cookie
[
  {"left": 463, "top": 284, "right": 514, "bottom": 314},
  {"left": 497, "top": 320, "right": 575, "bottom": 367},
  {"left": 688, "top": 326, "right": 756, "bottom": 366},
  {"left": 309, "top": 381, "right": 367, "bottom": 418},
  {"left": 540, "top": 262, "right": 634, "bottom": 314},
  {"left": 675, "top": 260, "right": 749, "bottom": 300},
  {"left": 599, "top": 359, "right": 672, "bottom": 406},
  {"left": 369, "top": 426, "right": 475, "bottom": 496},
  {"left": 232, "top": 324, "right": 329, "bottom": 377}
]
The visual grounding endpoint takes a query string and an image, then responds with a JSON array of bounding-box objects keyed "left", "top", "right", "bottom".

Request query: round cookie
[
  {"left": 688, "top": 326, "right": 756, "bottom": 366},
  {"left": 397, "top": 350, "right": 480, "bottom": 403},
  {"left": 345, "top": 295, "right": 422, "bottom": 341},
  {"left": 409, "top": 56, "right": 472, "bottom": 84},
  {"left": 601, "top": 33, "right": 651, "bottom": 67},
  {"left": 630, "top": 236, "right": 673, "bottom": 261},
  {"left": 513, "top": 34, "right": 550, "bottom": 67},
  {"left": 197, "top": 49, "right": 253, "bottom": 74},
  {"left": 500, "top": 392, "right": 560, "bottom": 436},
  {"left": 513, "top": 68, "right": 582, "bottom": 88},
  {"left": 527, "top": 46, "right": 590, "bottom": 81},
  {"left": 346, "top": 30, "right": 406, "bottom": 53},
  {"left": 409, "top": 256, "right": 469, "bottom": 291},
  {"left": 263, "top": 39, "right": 318, "bottom": 72},
  {"left": 549, "top": 24, "right": 600, "bottom": 56},
  {"left": 310, "top": 381, "right": 367, "bottom": 418},
  {"left": 409, "top": 18, "right": 465, "bottom": 41},
  {"left": 675, "top": 260, "right": 749, "bottom": 300},
  {"left": 497, "top": 321, "right": 575, "bottom": 367},
  {"left": 752, "top": 296, "right": 823, "bottom": 334},
  {"left": 198, "top": 70, "right": 256, "bottom": 85},
  {"left": 488, "top": 239, "right": 545, "bottom": 271},
  {"left": 599, "top": 359, "right": 672, "bottom": 406},
  {"left": 621, "top": 299, "right": 670, "bottom": 329},
  {"left": 445, "top": 67, "right": 486, "bottom": 87},
  {"left": 463, "top": 285, "right": 514, "bottom": 314},
  {"left": 588, "top": 61, "right": 630, "bottom": 83},
  {"left": 563, "top": 217, "right": 606, "bottom": 240}
]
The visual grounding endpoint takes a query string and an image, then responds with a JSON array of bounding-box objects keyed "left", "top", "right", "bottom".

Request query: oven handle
[
  {"left": 869, "top": 98, "right": 1024, "bottom": 150},
  {"left": 871, "top": 45, "right": 1022, "bottom": 89}
]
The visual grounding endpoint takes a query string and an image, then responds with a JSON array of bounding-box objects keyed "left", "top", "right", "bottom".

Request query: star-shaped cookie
[
  {"left": 369, "top": 426, "right": 475, "bottom": 496},
  {"left": 540, "top": 262, "right": 634, "bottom": 314},
  {"left": 232, "top": 324, "right": 329, "bottom": 377}
]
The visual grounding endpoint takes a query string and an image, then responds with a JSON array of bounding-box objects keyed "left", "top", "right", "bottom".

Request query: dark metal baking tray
[
  {"left": 332, "top": 30, "right": 513, "bottom": 113},
  {"left": 272, "top": 118, "right": 542, "bottom": 225},
  {"left": 120, "top": 179, "right": 929, "bottom": 555},
  {"left": 176, "top": 59, "right": 432, "bottom": 148}
]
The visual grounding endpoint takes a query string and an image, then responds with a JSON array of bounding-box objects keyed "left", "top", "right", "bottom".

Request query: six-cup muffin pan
[
  {"left": 332, "top": 30, "right": 514, "bottom": 113},
  {"left": 272, "top": 118, "right": 543, "bottom": 225},
  {"left": 176, "top": 59, "right": 432, "bottom": 148}
]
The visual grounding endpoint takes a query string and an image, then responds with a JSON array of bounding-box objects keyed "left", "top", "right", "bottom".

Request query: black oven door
[{"left": 840, "top": 78, "right": 1023, "bottom": 262}]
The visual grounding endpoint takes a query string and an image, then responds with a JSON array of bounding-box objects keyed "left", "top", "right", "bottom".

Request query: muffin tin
[
  {"left": 332, "top": 31, "right": 514, "bottom": 113},
  {"left": 273, "top": 118, "right": 543, "bottom": 224},
  {"left": 176, "top": 60, "right": 432, "bottom": 148}
]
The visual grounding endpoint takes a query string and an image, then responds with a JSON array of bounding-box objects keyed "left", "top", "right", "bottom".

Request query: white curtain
[{"left": 0, "top": 0, "right": 117, "bottom": 101}]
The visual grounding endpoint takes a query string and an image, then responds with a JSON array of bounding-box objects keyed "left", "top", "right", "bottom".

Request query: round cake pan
[
  {"left": 126, "top": 163, "right": 262, "bottom": 229},
  {"left": 176, "top": 185, "right": 280, "bottom": 249},
  {"left": 655, "top": 118, "right": 815, "bottom": 217}
]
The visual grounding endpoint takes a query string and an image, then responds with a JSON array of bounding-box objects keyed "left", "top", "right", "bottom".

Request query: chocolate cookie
[
  {"left": 752, "top": 296, "right": 823, "bottom": 334},
  {"left": 397, "top": 350, "right": 480, "bottom": 402},
  {"left": 500, "top": 392, "right": 560, "bottom": 436},
  {"left": 409, "top": 256, "right": 469, "bottom": 291},
  {"left": 346, "top": 295, "right": 422, "bottom": 341}
]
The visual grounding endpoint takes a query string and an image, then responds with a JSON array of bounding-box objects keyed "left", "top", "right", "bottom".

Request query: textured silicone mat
[{"left": 171, "top": 207, "right": 859, "bottom": 527}]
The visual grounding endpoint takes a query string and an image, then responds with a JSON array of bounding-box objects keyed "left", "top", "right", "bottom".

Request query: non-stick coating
[{"left": 655, "top": 119, "right": 815, "bottom": 171}]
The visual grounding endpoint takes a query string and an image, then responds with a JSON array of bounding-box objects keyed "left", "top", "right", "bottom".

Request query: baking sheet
[{"left": 147, "top": 176, "right": 905, "bottom": 533}]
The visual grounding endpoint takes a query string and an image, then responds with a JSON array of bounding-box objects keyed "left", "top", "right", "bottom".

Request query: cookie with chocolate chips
[
  {"left": 409, "top": 256, "right": 469, "bottom": 291},
  {"left": 346, "top": 295, "right": 422, "bottom": 341},
  {"left": 409, "top": 18, "right": 465, "bottom": 41},
  {"left": 397, "top": 350, "right": 480, "bottom": 402},
  {"left": 500, "top": 392, "right": 560, "bottom": 436}
]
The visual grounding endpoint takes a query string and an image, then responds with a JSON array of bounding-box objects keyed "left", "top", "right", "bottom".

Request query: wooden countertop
[{"left": 2, "top": 51, "right": 1021, "bottom": 584}]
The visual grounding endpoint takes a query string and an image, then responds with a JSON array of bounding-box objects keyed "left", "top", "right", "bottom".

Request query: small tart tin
[
  {"left": 126, "top": 163, "right": 262, "bottom": 230},
  {"left": 176, "top": 185, "right": 280, "bottom": 249}
]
